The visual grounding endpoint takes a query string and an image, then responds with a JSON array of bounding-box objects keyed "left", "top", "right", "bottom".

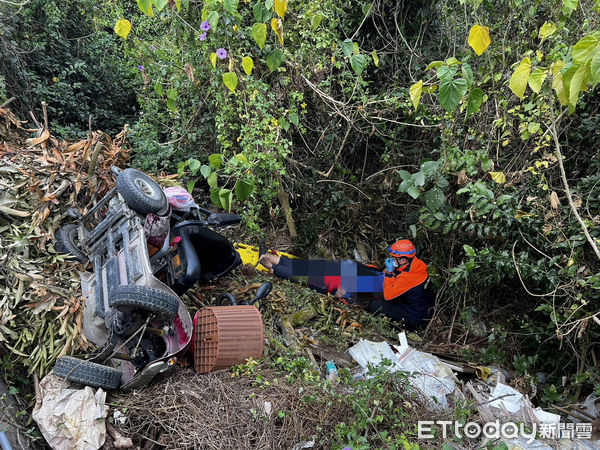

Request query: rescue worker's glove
[{"left": 384, "top": 258, "right": 396, "bottom": 273}]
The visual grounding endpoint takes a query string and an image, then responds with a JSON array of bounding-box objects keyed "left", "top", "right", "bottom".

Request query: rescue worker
[
  {"left": 368, "top": 239, "right": 435, "bottom": 328},
  {"left": 258, "top": 239, "right": 435, "bottom": 328}
]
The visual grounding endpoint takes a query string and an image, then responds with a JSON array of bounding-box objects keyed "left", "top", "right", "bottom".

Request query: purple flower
[
  {"left": 200, "top": 32, "right": 207, "bottom": 41},
  {"left": 200, "top": 20, "right": 211, "bottom": 31},
  {"left": 216, "top": 48, "right": 228, "bottom": 59},
  {"left": 138, "top": 65, "right": 145, "bottom": 71}
]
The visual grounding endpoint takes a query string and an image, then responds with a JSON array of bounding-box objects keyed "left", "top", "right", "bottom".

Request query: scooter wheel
[
  {"left": 54, "top": 356, "right": 122, "bottom": 390},
  {"left": 116, "top": 168, "right": 168, "bottom": 215},
  {"left": 55, "top": 224, "right": 87, "bottom": 263},
  {"left": 109, "top": 285, "right": 179, "bottom": 322}
]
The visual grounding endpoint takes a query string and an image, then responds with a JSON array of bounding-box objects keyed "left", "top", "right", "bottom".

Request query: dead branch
[{"left": 549, "top": 108, "right": 600, "bottom": 261}]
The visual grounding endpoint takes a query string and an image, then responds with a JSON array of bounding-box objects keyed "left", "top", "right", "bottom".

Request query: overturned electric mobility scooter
[{"left": 53, "top": 167, "right": 268, "bottom": 390}]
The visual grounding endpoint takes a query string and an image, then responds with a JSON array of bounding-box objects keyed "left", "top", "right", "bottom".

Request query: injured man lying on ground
[{"left": 258, "top": 239, "right": 435, "bottom": 329}]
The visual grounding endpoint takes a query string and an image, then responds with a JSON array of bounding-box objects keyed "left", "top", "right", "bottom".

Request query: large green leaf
[
  {"left": 266, "top": 49, "right": 284, "bottom": 71},
  {"left": 562, "top": 0, "right": 578, "bottom": 14},
  {"left": 591, "top": 53, "right": 600, "bottom": 83},
  {"left": 421, "top": 160, "right": 441, "bottom": 175},
  {"left": 552, "top": 62, "right": 568, "bottom": 105},
  {"left": 437, "top": 65, "right": 457, "bottom": 82},
  {"left": 398, "top": 170, "right": 411, "bottom": 181},
  {"left": 153, "top": 0, "right": 168, "bottom": 11},
  {"left": 407, "top": 186, "right": 420, "bottom": 199},
  {"left": 409, "top": 80, "right": 423, "bottom": 109},
  {"left": 461, "top": 62, "right": 474, "bottom": 87},
  {"left": 413, "top": 171, "right": 425, "bottom": 187},
  {"left": 566, "top": 64, "right": 587, "bottom": 107},
  {"left": 509, "top": 57, "right": 531, "bottom": 99},
  {"left": 166, "top": 88, "right": 177, "bottom": 100},
  {"left": 200, "top": 165, "right": 211, "bottom": 178},
  {"left": 235, "top": 179, "right": 255, "bottom": 202},
  {"left": 528, "top": 68, "right": 547, "bottom": 94},
  {"left": 137, "top": 0, "right": 153, "bottom": 16},
  {"left": 210, "top": 187, "right": 221, "bottom": 208},
  {"left": 223, "top": 72, "right": 238, "bottom": 93},
  {"left": 209, "top": 153, "right": 223, "bottom": 169},
  {"left": 341, "top": 39, "right": 354, "bottom": 58},
  {"left": 224, "top": 0, "right": 239, "bottom": 14},
  {"left": 253, "top": 4, "right": 270, "bottom": 22},
  {"left": 350, "top": 54, "right": 367, "bottom": 75},
  {"left": 251, "top": 23, "right": 267, "bottom": 49},
  {"left": 466, "top": 87, "right": 483, "bottom": 119},
  {"left": 424, "top": 187, "right": 445, "bottom": 212},
  {"left": 207, "top": 11, "right": 220, "bottom": 29},
  {"left": 219, "top": 188, "right": 233, "bottom": 212},
  {"left": 426, "top": 61, "right": 444, "bottom": 70},
  {"left": 310, "top": 12, "right": 323, "bottom": 30},
  {"left": 207, "top": 172, "right": 218, "bottom": 188},
  {"left": 572, "top": 34, "right": 600, "bottom": 65},
  {"left": 439, "top": 77, "right": 468, "bottom": 111},
  {"left": 188, "top": 158, "right": 201, "bottom": 173}
]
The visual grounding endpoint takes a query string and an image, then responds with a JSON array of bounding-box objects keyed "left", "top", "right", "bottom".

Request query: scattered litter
[
  {"left": 164, "top": 186, "right": 198, "bottom": 211},
  {"left": 532, "top": 407, "right": 560, "bottom": 425},
  {"left": 32, "top": 372, "right": 108, "bottom": 450},
  {"left": 347, "top": 339, "right": 397, "bottom": 370},
  {"left": 263, "top": 401, "right": 272, "bottom": 416},
  {"left": 325, "top": 361, "right": 338, "bottom": 381},
  {"left": 113, "top": 410, "right": 127, "bottom": 425},
  {"left": 348, "top": 335, "right": 461, "bottom": 410},
  {"left": 292, "top": 440, "right": 315, "bottom": 450},
  {"left": 395, "top": 343, "right": 460, "bottom": 410},
  {"left": 488, "top": 382, "right": 524, "bottom": 413}
]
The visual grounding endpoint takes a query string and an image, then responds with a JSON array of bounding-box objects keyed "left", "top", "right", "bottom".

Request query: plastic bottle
[{"left": 325, "top": 360, "right": 338, "bottom": 381}]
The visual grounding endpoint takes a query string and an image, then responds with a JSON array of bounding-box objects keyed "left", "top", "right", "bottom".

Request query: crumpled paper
[{"left": 32, "top": 372, "right": 108, "bottom": 450}]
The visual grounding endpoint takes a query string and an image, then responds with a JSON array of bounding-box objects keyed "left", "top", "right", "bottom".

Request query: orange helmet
[{"left": 388, "top": 239, "right": 416, "bottom": 258}]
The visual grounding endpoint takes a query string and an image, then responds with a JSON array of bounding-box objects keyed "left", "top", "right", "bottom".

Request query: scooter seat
[{"left": 169, "top": 221, "right": 242, "bottom": 295}]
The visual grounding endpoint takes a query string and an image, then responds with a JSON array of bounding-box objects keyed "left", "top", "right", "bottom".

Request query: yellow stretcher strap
[{"left": 233, "top": 243, "right": 298, "bottom": 273}]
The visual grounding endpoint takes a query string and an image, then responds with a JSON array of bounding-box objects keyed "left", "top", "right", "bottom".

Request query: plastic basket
[{"left": 193, "top": 306, "right": 264, "bottom": 374}]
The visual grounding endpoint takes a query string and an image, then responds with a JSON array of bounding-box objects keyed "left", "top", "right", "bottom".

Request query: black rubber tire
[
  {"left": 116, "top": 168, "right": 168, "bottom": 215},
  {"left": 54, "top": 356, "right": 122, "bottom": 390},
  {"left": 55, "top": 224, "right": 87, "bottom": 263},
  {"left": 109, "top": 285, "right": 179, "bottom": 321}
]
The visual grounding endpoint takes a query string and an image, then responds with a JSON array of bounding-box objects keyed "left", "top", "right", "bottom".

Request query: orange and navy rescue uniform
[
  {"left": 382, "top": 256, "right": 429, "bottom": 300},
  {"left": 368, "top": 254, "right": 435, "bottom": 328}
]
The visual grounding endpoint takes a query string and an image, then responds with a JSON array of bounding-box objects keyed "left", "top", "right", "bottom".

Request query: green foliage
[
  {"left": 4, "top": 0, "right": 600, "bottom": 411},
  {"left": 407, "top": 0, "right": 600, "bottom": 401},
  {"left": 0, "top": 0, "right": 140, "bottom": 135},
  {"left": 0, "top": 76, "right": 7, "bottom": 104}
]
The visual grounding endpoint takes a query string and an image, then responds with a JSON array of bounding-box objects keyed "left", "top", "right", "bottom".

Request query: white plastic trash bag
[{"left": 347, "top": 338, "right": 459, "bottom": 410}]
